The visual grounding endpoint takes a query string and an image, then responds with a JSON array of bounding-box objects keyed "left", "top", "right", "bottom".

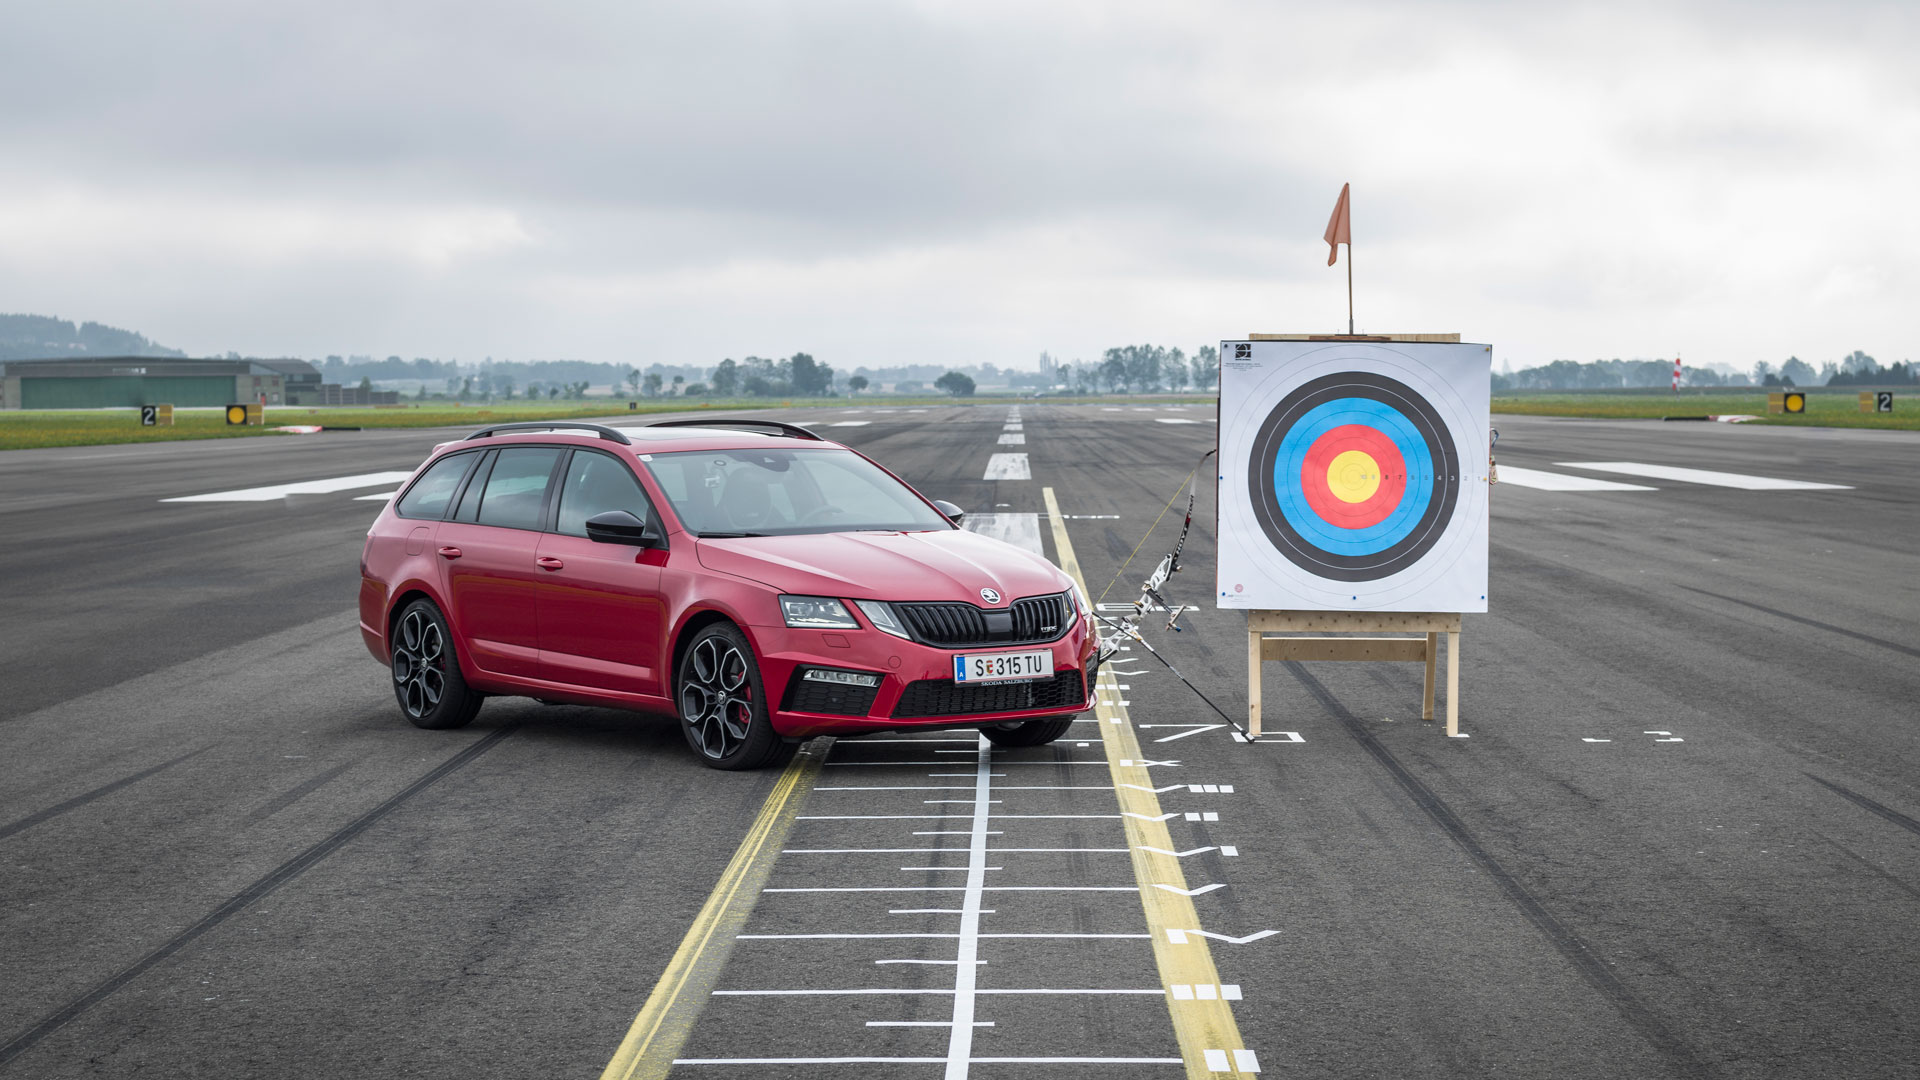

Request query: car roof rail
[
  {"left": 646, "top": 418, "right": 825, "bottom": 441},
  {"left": 463, "top": 421, "right": 632, "bottom": 445}
]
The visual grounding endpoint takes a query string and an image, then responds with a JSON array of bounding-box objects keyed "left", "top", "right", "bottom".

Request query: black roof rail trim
[
  {"left": 646, "top": 418, "right": 824, "bottom": 441},
  {"left": 463, "top": 422, "right": 632, "bottom": 445}
]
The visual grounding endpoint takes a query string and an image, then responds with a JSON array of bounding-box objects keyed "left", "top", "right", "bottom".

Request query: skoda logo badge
[{"left": 980, "top": 587, "right": 1002, "bottom": 605}]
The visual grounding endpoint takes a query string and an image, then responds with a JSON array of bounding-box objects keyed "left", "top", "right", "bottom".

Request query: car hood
[{"left": 695, "top": 529, "right": 1070, "bottom": 604}]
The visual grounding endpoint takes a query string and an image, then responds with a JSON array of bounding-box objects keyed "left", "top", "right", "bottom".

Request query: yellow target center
[{"left": 1326, "top": 450, "right": 1382, "bottom": 503}]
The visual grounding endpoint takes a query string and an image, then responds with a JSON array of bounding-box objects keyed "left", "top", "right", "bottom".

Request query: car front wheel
[
  {"left": 981, "top": 714, "right": 1075, "bottom": 748},
  {"left": 677, "top": 623, "right": 793, "bottom": 770},
  {"left": 390, "top": 599, "right": 483, "bottom": 730}
]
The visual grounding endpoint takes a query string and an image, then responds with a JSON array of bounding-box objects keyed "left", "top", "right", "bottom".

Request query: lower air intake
[{"left": 891, "top": 669, "right": 1086, "bottom": 719}]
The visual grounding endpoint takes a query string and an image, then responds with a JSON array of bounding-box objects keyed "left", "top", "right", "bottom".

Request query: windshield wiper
[{"left": 697, "top": 531, "right": 769, "bottom": 538}]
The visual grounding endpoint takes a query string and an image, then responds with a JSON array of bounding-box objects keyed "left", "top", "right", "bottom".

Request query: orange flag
[{"left": 1323, "top": 182, "right": 1351, "bottom": 266}]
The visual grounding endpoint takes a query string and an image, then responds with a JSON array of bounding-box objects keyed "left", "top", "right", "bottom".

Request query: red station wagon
[{"left": 359, "top": 421, "right": 1099, "bottom": 768}]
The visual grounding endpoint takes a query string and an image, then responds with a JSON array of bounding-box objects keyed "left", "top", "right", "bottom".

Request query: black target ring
[{"left": 1246, "top": 371, "right": 1461, "bottom": 583}]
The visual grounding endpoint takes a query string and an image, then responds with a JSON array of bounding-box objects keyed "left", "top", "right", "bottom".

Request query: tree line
[
  {"left": 1042, "top": 345, "right": 1221, "bottom": 394},
  {"left": 1494, "top": 351, "right": 1915, "bottom": 390},
  {"left": 0, "top": 313, "right": 186, "bottom": 361}
]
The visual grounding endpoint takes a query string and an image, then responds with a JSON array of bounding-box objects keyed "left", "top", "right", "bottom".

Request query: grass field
[
  {"left": 0, "top": 394, "right": 1218, "bottom": 451},
  {"left": 0, "top": 401, "right": 747, "bottom": 451},
  {"left": 1492, "top": 389, "right": 1919, "bottom": 430}
]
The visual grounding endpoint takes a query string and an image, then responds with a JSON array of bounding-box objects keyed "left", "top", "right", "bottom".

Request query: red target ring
[{"left": 1299, "top": 424, "right": 1408, "bottom": 530}]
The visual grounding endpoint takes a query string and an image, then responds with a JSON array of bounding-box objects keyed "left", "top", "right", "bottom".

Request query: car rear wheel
[
  {"left": 677, "top": 623, "right": 793, "bottom": 770},
  {"left": 981, "top": 714, "right": 1075, "bottom": 748},
  {"left": 391, "top": 599, "right": 483, "bottom": 730}
]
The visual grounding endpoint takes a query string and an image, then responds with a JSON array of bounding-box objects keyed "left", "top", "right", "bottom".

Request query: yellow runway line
[
  {"left": 1044, "top": 487, "right": 1255, "bottom": 1079},
  {"left": 598, "top": 738, "right": 832, "bottom": 1080}
]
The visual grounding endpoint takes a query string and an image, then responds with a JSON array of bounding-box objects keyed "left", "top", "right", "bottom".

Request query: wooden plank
[
  {"left": 1422, "top": 632, "right": 1438, "bottom": 721},
  {"left": 1249, "top": 610, "right": 1461, "bottom": 634},
  {"left": 1248, "top": 332, "right": 1462, "bottom": 343},
  {"left": 1259, "top": 636, "right": 1428, "bottom": 663},
  {"left": 1247, "top": 627, "right": 1263, "bottom": 738},
  {"left": 1446, "top": 630, "right": 1461, "bottom": 737}
]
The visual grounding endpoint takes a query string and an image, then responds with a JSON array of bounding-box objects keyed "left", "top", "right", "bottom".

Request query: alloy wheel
[
  {"left": 391, "top": 609, "right": 446, "bottom": 720},
  {"left": 681, "top": 636, "right": 754, "bottom": 759}
]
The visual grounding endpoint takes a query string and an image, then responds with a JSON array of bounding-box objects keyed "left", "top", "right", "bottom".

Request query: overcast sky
[{"left": 0, "top": 0, "right": 1911, "bottom": 373}]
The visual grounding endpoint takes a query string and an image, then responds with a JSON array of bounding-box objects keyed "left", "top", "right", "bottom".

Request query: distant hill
[{"left": 0, "top": 314, "right": 187, "bottom": 362}]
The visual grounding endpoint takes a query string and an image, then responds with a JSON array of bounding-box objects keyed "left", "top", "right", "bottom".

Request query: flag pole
[{"left": 1347, "top": 241, "right": 1354, "bottom": 335}]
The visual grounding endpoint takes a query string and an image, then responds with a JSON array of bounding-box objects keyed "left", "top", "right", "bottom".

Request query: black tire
[
  {"left": 389, "top": 599, "right": 483, "bottom": 730},
  {"left": 676, "top": 622, "right": 793, "bottom": 770},
  {"left": 981, "top": 714, "right": 1076, "bottom": 748}
]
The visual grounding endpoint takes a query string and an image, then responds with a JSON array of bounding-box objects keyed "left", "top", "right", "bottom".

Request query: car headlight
[
  {"left": 853, "top": 599, "right": 913, "bottom": 640},
  {"left": 780, "top": 595, "right": 859, "bottom": 629},
  {"left": 1070, "top": 582, "right": 1093, "bottom": 618}
]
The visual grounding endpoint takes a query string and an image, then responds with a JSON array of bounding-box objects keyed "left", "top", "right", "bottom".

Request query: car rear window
[{"left": 394, "top": 452, "right": 474, "bottom": 519}]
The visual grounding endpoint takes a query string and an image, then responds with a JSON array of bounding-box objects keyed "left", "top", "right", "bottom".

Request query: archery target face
[{"left": 1217, "top": 340, "right": 1491, "bottom": 613}]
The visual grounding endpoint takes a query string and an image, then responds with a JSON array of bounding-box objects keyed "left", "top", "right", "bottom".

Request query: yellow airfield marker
[
  {"left": 599, "top": 739, "right": 832, "bottom": 1080},
  {"left": 1044, "top": 486, "right": 1257, "bottom": 1079}
]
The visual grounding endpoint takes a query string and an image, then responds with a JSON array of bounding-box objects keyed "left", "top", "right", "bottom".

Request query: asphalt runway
[{"left": 2, "top": 404, "right": 1917, "bottom": 1078}]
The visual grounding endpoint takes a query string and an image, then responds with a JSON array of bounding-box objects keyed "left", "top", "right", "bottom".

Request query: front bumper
[{"left": 752, "top": 619, "right": 1099, "bottom": 738}]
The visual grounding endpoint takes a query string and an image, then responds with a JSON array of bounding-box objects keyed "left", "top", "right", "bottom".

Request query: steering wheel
[{"left": 797, "top": 506, "right": 849, "bottom": 527}]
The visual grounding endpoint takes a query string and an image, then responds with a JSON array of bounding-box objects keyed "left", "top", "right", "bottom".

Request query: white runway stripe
[
  {"left": 961, "top": 513, "right": 1042, "bottom": 555},
  {"left": 997, "top": 433, "right": 1025, "bottom": 445},
  {"left": 1496, "top": 466, "right": 1655, "bottom": 492},
  {"left": 1154, "top": 418, "right": 1200, "bottom": 425},
  {"left": 353, "top": 490, "right": 402, "bottom": 501},
  {"left": 162, "top": 471, "right": 416, "bottom": 502},
  {"left": 983, "top": 453, "right": 1031, "bottom": 480},
  {"left": 828, "top": 420, "right": 871, "bottom": 427},
  {"left": 1556, "top": 461, "right": 1852, "bottom": 490}
]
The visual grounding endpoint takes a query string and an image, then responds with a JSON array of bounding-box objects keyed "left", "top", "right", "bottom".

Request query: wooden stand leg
[
  {"left": 1247, "top": 629, "right": 1263, "bottom": 738},
  {"left": 1422, "top": 632, "right": 1438, "bottom": 721},
  {"left": 1445, "top": 630, "right": 1460, "bottom": 736}
]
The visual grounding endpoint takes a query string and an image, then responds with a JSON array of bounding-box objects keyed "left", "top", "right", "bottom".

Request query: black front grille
[
  {"left": 897, "top": 603, "right": 987, "bottom": 644},
  {"left": 1011, "top": 594, "right": 1071, "bottom": 640},
  {"left": 892, "top": 669, "right": 1087, "bottom": 719},
  {"left": 895, "top": 592, "right": 1071, "bottom": 648},
  {"left": 783, "top": 672, "right": 882, "bottom": 717}
]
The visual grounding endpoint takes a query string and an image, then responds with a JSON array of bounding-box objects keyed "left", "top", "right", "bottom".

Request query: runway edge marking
[
  {"left": 599, "top": 738, "right": 833, "bottom": 1080},
  {"left": 1043, "top": 486, "right": 1255, "bottom": 1080}
]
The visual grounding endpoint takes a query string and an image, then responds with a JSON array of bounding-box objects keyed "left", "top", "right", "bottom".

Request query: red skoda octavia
[{"left": 360, "top": 421, "right": 1098, "bottom": 768}]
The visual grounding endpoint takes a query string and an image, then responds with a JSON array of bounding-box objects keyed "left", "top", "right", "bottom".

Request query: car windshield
[{"left": 641, "top": 447, "right": 953, "bottom": 537}]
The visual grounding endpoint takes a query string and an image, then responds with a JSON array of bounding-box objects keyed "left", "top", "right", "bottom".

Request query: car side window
[
  {"left": 554, "top": 451, "right": 654, "bottom": 537},
  {"left": 473, "top": 447, "right": 563, "bottom": 531},
  {"left": 394, "top": 452, "right": 475, "bottom": 520},
  {"left": 451, "top": 451, "right": 495, "bottom": 522}
]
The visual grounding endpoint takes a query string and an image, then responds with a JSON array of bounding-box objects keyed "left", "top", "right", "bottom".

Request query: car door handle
[
  {"left": 536, "top": 556, "right": 565, "bottom": 571},
  {"left": 437, "top": 546, "right": 463, "bottom": 560}
]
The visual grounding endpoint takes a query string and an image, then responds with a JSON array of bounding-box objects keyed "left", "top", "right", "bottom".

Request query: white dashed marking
[
  {"left": 983, "top": 453, "right": 1031, "bottom": 480},
  {"left": 962, "top": 513, "right": 1043, "bottom": 556},
  {"left": 163, "top": 471, "right": 416, "bottom": 502},
  {"left": 1556, "top": 461, "right": 1852, "bottom": 490},
  {"left": 1496, "top": 466, "right": 1656, "bottom": 492}
]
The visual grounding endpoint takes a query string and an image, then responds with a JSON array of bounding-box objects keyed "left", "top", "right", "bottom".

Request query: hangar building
[{"left": 0, "top": 356, "right": 317, "bottom": 409}]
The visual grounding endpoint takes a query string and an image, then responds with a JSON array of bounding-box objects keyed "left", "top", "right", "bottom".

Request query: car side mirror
[
  {"left": 931, "top": 499, "right": 965, "bottom": 525},
  {"left": 585, "top": 510, "right": 661, "bottom": 547}
]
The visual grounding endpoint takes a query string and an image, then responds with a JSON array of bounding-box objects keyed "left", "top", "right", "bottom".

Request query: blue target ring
[
  {"left": 1273, "top": 398, "right": 1434, "bottom": 556},
  {"left": 1245, "top": 371, "right": 1460, "bottom": 582}
]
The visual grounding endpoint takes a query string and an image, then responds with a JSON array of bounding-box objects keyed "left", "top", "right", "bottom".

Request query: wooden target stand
[{"left": 1241, "top": 332, "right": 1470, "bottom": 739}]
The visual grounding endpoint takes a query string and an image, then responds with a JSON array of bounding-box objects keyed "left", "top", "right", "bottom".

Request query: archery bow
[
  {"left": 1092, "top": 449, "right": 1215, "bottom": 634},
  {"left": 1133, "top": 447, "right": 1215, "bottom": 632},
  {"left": 1087, "top": 448, "right": 1249, "bottom": 737}
]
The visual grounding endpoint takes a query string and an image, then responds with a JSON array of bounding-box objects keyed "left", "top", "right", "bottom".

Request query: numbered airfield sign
[{"left": 1217, "top": 338, "right": 1492, "bottom": 613}]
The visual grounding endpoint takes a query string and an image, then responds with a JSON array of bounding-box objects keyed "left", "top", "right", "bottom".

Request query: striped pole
[{"left": 1672, "top": 356, "right": 1681, "bottom": 391}]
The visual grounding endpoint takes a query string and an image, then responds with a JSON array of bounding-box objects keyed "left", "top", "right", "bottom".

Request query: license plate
[{"left": 954, "top": 649, "right": 1054, "bottom": 684}]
